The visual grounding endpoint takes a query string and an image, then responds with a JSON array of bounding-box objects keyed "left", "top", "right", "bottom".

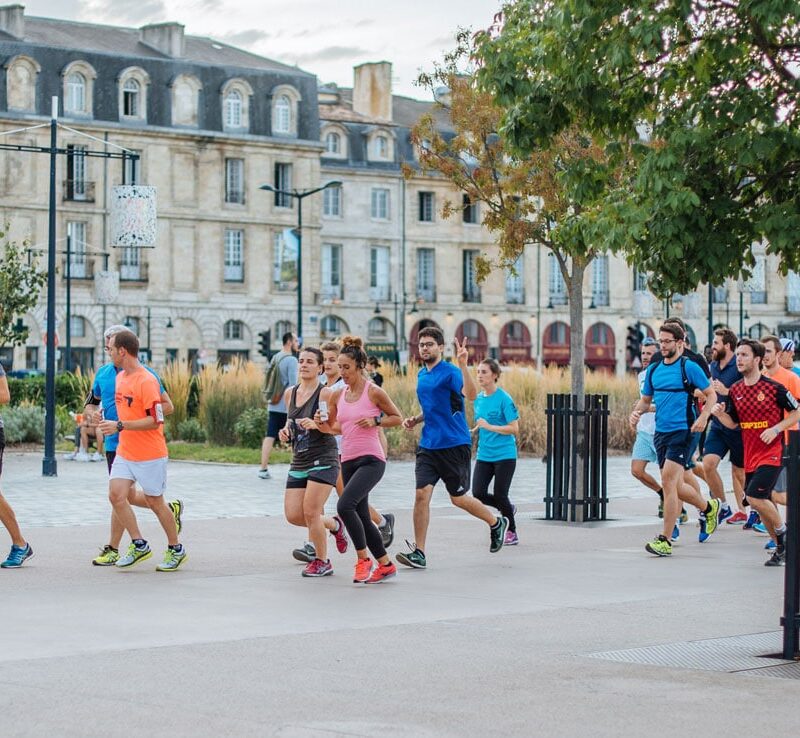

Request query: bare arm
[
  {"left": 629, "top": 395, "right": 652, "bottom": 429},
  {"left": 473, "top": 417, "right": 519, "bottom": 436},
  {"left": 368, "top": 385, "right": 402, "bottom": 428},
  {"left": 0, "top": 375, "right": 9, "bottom": 405},
  {"left": 160, "top": 390, "right": 174, "bottom": 417},
  {"left": 691, "top": 385, "right": 716, "bottom": 433}
]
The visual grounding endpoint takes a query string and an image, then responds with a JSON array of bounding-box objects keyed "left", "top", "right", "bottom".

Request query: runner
[
  {"left": 278, "top": 346, "right": 348, "bottom": 577},
  {"left": 398, "top": 328, "right": 508, "bottom": 569},
  {"left": 97, "top": 329, "right": 186, "bottom": 571},
  {"left": 778, "top": 338, "right": 800, "bottom": 379},
  {"left": 0, "top": 362, "right": 33, "bottom": 569},
  {"left": 291, "top": 342, "right": 394, "bottom": 563},
  {"left": 630, "top": 322, "right": 721, "bottom": 557},
  {"left": 711, "top": 338, "right": 800, "bottom": 566},
  {"left": 86, "top": 324, "right": 182, "bottom": 566},
  {"left": 319, "top": 336, "right": 402, "bottom": 584},
  {"left": 702, "top": 328, "right": 747, "bottom": 524},
  {"left": 259, "top": 332, "right": 299, "bottom": 479},
  {"left": 471, "top": 358, "right": 520, "bottom": 545}
]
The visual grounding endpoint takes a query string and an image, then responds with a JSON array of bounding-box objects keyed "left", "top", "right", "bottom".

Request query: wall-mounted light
[{"left": 166, "top": 317, "right": 174, "bottom": 329}]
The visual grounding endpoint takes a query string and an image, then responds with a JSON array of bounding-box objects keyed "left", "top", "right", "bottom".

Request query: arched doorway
[
  {"left": 585, "top": 322, "right": 616, "bottom": 373},
  {"left": 499, "top": 320, "right": 532, "bottom": 364},
  {"left": 409, "top": 319, "right": 441, "bottom": 362},
  {"left": 542, "top": 321, "right": 570, "bottom": 367},
  {"left": 455, "top": 319, "right": 488, "bottom": 362}
]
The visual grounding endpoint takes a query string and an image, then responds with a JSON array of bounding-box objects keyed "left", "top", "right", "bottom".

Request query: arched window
[
  {"left": 5, "top": 55, "right": 41, "bottom": 112},
  {"left": 171, "top": 74, "right": 202, "bottom": 127},
  {"left": 375, "top": 135, "right": 388, "bottom": 159},
  {"left": 122, "top": 78, "right": 140, "bottom": 117},
  {"left": 224, "top": 89, "right": 242, "bottom": 128},
  {"left": 223, "top": 319, "right": 244, "bottom": 341},
  {"left": 455, "top": 320, "right": 488, "bottom": 362},
  {"left": 274, "top": 321, "right": 294, "bottom": 344},
  {"left": 325, "top": 131, "right": 341, "bottom": 154},
  {"left": 66, "top": 73, "right": 86, "bottom": 113},
  {"left": 274, "top": 95, "right": 291, "bottom": 133},
  {"left": 321, "top": 315, "right": 348, "bottom": 338},
  {"left": 69, "top": 315, "right": 86, "bottom": 339},
  {"left": 368, "top": 317, "right": 393, "bottom": 340},
  {"left": 123, "top": 316, "right": 140, "bottom": 335}
]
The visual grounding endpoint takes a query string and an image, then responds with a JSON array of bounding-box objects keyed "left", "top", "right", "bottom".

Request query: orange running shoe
[
  {"left": 365, "top": 561, "right": 397, "bottom": 584},
  {"left": 353, "top": 557, "right": 373, "bottom": 583}
]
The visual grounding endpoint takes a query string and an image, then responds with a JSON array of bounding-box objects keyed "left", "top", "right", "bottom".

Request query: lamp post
[{"left": 259, "top": 181, "right": 342, "bottom": 342}]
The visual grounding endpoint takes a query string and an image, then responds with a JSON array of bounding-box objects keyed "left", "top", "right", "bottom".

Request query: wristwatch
[
  {"left": 374, "top": 416, "right": 381, "bottom": 426},
  {"left": 116, "top": 420, "right": 124, "bottom": 432}
]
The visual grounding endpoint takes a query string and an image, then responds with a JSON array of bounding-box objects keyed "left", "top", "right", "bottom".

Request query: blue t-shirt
[
  {"left": 474, "top": 387, "right": 519, "bottom": 462},
  {"left": 709, "top": 357, "right": 742, "bottom": 431},
  {"left": 93, "top": 362, "right": 165, "bottom": 452},
  {"left": 643, "top": 357, "right": 710, "bottom": 434},
  {"left": 417, "top": 361, "right": 471, "bottom": 450},
  {"left": 792, "top": 367, "right": 800, "bottom": 380}
]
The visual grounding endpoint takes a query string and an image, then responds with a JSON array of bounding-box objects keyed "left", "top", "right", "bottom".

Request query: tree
[
  {"left": 476, "top": 1, "right": 800, "bottom": 297},
  {"left": 0, "top": 234, "right": 46, "bottom": 346},
  {"left": 406, "top": 32, "right": 633, "bottom": 400}
]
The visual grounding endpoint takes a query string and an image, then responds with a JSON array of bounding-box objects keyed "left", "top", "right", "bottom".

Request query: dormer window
[
  {"left": 274, "top": 95, "right": 291, "bottom": 133},
  {"left": 122, "top": 79, "right": 140, "bottom": 117},
  {"left": 271, "top": 85, "right": 301, "bottom": 137},
  {"left": 62, "top": 61, "right": 97, "bottom": 117},
  {"left": 118, "top": 67, "right": 149, "bottom": 122},
  {"left": 225, "top": 90, "right": 242, "bottom": 128},
  {"left": 221, "top": 79, "right": 254, "bottom": 132},
  {"left": 375, "top": 135, "right": 388, "bottom": 158},
  {"left": 66, "top": 73, "right": 86, "bottom": 113},
  {"left": 326, "top": 132, "right": 340, "bottom": 154},
  {"left": 367, "top": 130, "right": 394, "bottom": 162}
]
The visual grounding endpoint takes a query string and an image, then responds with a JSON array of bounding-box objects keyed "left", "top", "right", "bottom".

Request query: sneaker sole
[
  {"left": 157, "top": 554, "right": 188, "bottom": 572},
  {"left": 292, "top": 550, "right": 315, "bottom": 563},
  {"left": 302, "top": 569, "right": 333, "bottom": 577},
  {"left": 645, "top": 543, "right": 672, "bottom": 557},
  {"left": 379, "top": 514, "right": 395, "bottom": 548},
  {"left": 116, "top": 551, "right": 153, "bottom": 568},
  {"left": 490, "top": 517, "right": 509, "bottom": 553},
  {"left": 1, "top": 551, "right": 35, "bottom": 568},
  {"left": 396, "top": 553, "right": 426, "bottom": 569},
  {"left": 92, "top": 559, "right": 119, "bottom": 566}
]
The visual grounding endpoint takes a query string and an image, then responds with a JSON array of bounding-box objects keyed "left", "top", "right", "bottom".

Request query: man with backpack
[
  {"left": 259, "top": 332, "right": 299, "bottom": 479},
  {"left": 630, "top": 322, "right": 721, "bottom": 556}
]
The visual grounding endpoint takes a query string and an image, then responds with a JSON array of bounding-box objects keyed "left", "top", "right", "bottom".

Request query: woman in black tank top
[{"left": 278, "top": 348, "right": 348, "bottom": 577}]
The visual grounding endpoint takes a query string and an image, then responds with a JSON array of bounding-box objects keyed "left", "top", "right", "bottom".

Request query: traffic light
[
  {"left": 626, "top": 324, "right": 641, "bottom": 369},
  {"left": 258, "top": 330, "right": 271, "bottom": 358}
]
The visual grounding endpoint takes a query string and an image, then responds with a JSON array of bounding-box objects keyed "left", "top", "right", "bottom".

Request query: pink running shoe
[
  {"left": 331, "top": 516, "right": 349, "bottom": 554},
  {"left": 302, "top": 559, "right": 333, "bottom": 577},
  {"left": 504, "top": 530, "right": 519, "bottom": 546},
  {"left": 365, "top": 561, "right": 397, "bottom": 584},
  {"left": 353, "top": 557, "right": 373, "bottom": 583}
]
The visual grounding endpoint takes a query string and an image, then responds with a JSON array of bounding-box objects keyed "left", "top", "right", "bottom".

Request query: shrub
[
  {"left": 6, "top": 371, "right": 92, "bottom": 411},
  {"left": 197, "top": 358, "right": 263, "bottom": 445},
  {"left": 1, "top": 402, "right": 64, "bottom": 444},
  {"left": 234, "top": 407, "right": 268, "bottom": 448},
  {"left": 162, "top": 361, "right": 192, "bottom": 439},
  {"left": 176, "top": 418, "right": 207, "bottom": 443}
]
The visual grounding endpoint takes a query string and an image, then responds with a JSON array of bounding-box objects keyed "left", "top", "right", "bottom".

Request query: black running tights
[
  {"left": 472, "top": 459, "right": 517, "bottom": 532},
  {"left": 338, "top": 455, "right": 386, "bottom": 558}
]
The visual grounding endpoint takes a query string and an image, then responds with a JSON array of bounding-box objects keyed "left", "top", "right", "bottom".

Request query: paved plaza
[{"left": 1, "top": 451, "right": 798, "bottom": 737}]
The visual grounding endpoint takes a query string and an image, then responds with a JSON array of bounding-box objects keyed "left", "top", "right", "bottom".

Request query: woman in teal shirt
[{"left": 472, "top": 358, "right": 520, "bottom": 545}]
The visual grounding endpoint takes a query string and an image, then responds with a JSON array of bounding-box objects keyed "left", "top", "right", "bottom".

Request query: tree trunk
[{"left": 567, "top": 262, "right": 586, "bottom": 409}]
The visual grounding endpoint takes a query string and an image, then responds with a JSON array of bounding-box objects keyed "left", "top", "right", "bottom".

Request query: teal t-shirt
[{"left": 473, "top": 387, "right": 519, "bottom": 462}]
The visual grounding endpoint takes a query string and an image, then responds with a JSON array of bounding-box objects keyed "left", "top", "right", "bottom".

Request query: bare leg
[
  {"left": 108, "top": 478, "right": 142, "bottom": 541},
  {"left": 413, "top": 485, "right": 434, "bottom": 552},
  {"left": 731, "top": 466, "right": 746, "bottom": 511},
  {"left": 260, "top": 436, "right": 276, "bottom": 469},
  {"left": 750, "top": 497, "right": 782, "bottom": 542},
  {"left": 303, "top": 481, "right": 333, "bottom": 560},
  {"left": 631, "top": 459, "right": 661, "bottom": 492},
  {"left": 0, "top": 491, "right": 26, "bottom": 547},
  {"left": 451, "top": 493, "right": 498, "bottom": 526},
  {"left": 702, "top": 454, "right": 726, "bottom": 502},
  {"left": 661, "top": 460, "right": 701, "bottom": 539},
  {"left": 144, "top": 495, "right": 178, "bottom": 546},
  {"left": 108, "top": 483, "right": 150, "bottom": 549}
]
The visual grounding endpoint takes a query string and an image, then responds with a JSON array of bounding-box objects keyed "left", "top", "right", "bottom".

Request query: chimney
[
  {"left": 140, "top": 22, "right": 185, "bottom": 58},
  {"left": 352, "top": 62, "right": 392, "bottom": 121},
  {"left": 0, "top": 4, "right": 25, "bottom": 39}
]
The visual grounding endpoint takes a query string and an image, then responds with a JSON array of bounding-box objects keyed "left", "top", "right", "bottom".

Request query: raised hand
[{"left": 453, "top": 336, "right": 469, "bottom": 367}]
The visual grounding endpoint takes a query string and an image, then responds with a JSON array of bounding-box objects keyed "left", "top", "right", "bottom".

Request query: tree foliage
[
  {"left": 0, "top": 233, "right": 46, "bottom": 346},
  {"left": 476, "top": 0, "right": 800, "bottom": 297}
]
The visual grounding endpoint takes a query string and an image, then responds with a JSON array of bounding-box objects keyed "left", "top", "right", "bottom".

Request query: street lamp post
[{"left": 259, "top": 181, "right": 342, "bottom": 341}]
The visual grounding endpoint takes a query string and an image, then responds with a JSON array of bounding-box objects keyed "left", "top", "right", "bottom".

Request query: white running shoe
[
  {"left": 91, "top": 452, "right": 104, "bottom": 462},
  {"left": 75, "top": 451, "right": 90, "bottom": 462}
]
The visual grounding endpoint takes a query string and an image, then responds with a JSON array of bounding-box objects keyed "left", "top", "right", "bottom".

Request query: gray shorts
[{"left": 110, "top": 455, "right": 168, "bottom": 496}]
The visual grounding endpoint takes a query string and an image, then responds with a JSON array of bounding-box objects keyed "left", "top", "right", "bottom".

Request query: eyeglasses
[
  {"left": 418, "top": 341, "right": 437, "bottom": 349},
  {"left": 659, "top": 338, "right": 679, "bottom": 346}
]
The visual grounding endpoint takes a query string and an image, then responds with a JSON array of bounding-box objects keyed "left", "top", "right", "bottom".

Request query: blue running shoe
[
  {"left": 765, "top": 540, "right": 777, "bottom": 551},
  {"left": 699, "top": 499, "right": 721, "bottom": 543},
  {"left": 671, "top": 524, "right": 680, "bottom": 542},
  {"left": 743, "top": 511, "right": 760, "bottom": 530},
  {"left": 753, "top": 522, "right": 768, "bottom": 535},
  {"left": 717, "top": 505, "right": 734, "bottom": 525},
  {"left": 1, "top": 543, "right": 33, "bottom": 568}
]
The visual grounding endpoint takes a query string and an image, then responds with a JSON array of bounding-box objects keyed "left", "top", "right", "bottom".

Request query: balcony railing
[
  {"left": 463, "top": 286, "right": 482, "bottom": 303},
  {"left": 318, "top": 285, "right": 343, "bottom": 303},
  {"left": 370, "top": 285, "right": 391, "bottom": 302},
  {"left": 119, "top": 262, "right": 148, "bottom": 282},
  {"left": 416, "top": 286, "right": 436, "bottom": 302},
  {"left": 224, "top": 264, "right": 244, "bottom": 282},
  {"left": 225, "top": 190, "right": 245, "bottom": 205},
  {"left": 592, "top": 290, "right": 610, "bottom": 307},
  {"left": 506, "top": 289, "right": 525, "bottom": 305},
  {"left": 61, "top": 257, "right": 94, "bottom": 280},
  {"left": 548, "top": 292, "right": 568, "bottom": 306},
  {"left": 62, "top": 180, "right": 95, "bottom": 202}
]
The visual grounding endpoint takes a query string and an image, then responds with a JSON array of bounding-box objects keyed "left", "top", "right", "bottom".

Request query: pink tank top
[{"left": 336, "top": 381, "right": 385, "bottom": 463}]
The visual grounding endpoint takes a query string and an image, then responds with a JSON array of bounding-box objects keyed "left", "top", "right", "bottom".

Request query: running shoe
[
  {"left": 1, "top": 543, "right": 33, "bottom": 568},
  {"left": 753, "top": 522, "right": 768, "bottom": 535},
  {"left": 302, "top": 558, "right": 333, "bottom": 577},
  {"left": 91, "top": 451, "right": 104, "bottom": 462},
  {"left": 743, "top": 511, "right": 760, "bottom": 530},
  {"left": 92, "top": 545, "right": 120, "bottom": 566},
  {"left": 658, "top": 501, "right": 664, "bottom": 519},
  {"left": 331, "top": 516, "right": 349, "bottom": 554},
  {"left": 379, "top": 512, "right": 395, "bottom": 548},
  {"left": 365, "top": 561, "right": 397, "bottom": 584},
  {"left": 353, "top": 557, "right": 373, "bottom": 583},
  {"left": 62, "top": 450, "right": 77, "bottom": 460},
  {"left": 765, "top": 540, "right": 777, "bottom": 551},
  {"left": 504, "top": 530, "right": 519, "bottom": 546},
  {"left": 293, "top": 542, "right": 316, "bottom": 563},
  {"left": 156, "top": 546, "right": 188, "bottom": 572},
  {"left": 679, "top": 509, "right": 689, "bottom": 524},
  {"left": 169, "top": 499, "right": 184, "bottom": 535},
  {"left": 765, "top": 550, "right": 786, "bottom": 567},
  {"left": 489, "top": 516, "right": 509, "bottom": 553},
  {"left": 396, "top": 541, "right": 426, "bottom": 569},
  {"left": 257, "top": 468, "right": 271, "bottom": 479},
  {"left": 75, "top": 450, "right": 90, "bottom": 462},
  {"left": 645, "top": 536, "right": 672, "bottom": 557},
  {"left": 726, "top": 510, "right": 748, "bottom": 525},
  {"left": 116, "top": 542, "right": 152, "bottom": 568},
  {"left": 671, "top": 524, "right": 680, "bottom": 542},
  {"left": 698, "top": 499, "right": 720, "bottom": 543},
  {"left": 717, "top": 505, "right": 734, "bottom": 525}
]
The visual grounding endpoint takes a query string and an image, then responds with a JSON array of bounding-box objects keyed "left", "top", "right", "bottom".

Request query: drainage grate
[{"left": 588, "top": 631, "right": 795, "bottom": 675}]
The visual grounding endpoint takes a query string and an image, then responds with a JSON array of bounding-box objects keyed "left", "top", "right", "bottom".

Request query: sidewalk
[{"left": 1, "top": 452, "right": 796, "bottom": 738}]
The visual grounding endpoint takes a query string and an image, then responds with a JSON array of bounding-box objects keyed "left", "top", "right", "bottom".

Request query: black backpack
[{"left": 650, "top": 356, "right": 699, "bottom": 428}]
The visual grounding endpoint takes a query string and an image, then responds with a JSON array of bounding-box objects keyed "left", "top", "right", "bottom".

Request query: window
[
  {"left": 325, "top": 131, "right": 341, "bottom": 154},
  {"left": 749, "top": 254, "right": 767, "bottom": 304},
  {"left": 66, "top": 221, "right": 87, "bottom": 279},
  {"left": 505, "top": 256, "right": 524, "bottom": 304},
  {"left": 171, "top": 74, "right": 202, "bottom": 127},
  {"left": 122, "top": 78, "right": 140, "bottom": 117},
  {"left": 370, "top": 246, "right": 390, "bottom": 301},
  {"left": 26, "top": 347, "right": 39, "bottom": 370},
  {"left": 273, "top": 231, "right": 297, "bottom": 290},
  {"left": 224, "top": 320, "right": 244, "bottom": 340},
  {"left": 69, "top": 315, "right": 86, "bottom": 338},
  {"left": 633, "top": 267, "right": 648, "bottom": 292},
  {"left": 368, "top": 318, "right": 391, "bottom": 340},
  {"left": 416, "top": 248, "right": 436, "bottom": 301},
  {"left": 120, "top": 246, "right": 142, "bottom": 281},
  {"left": 274, "top": 163, "right": 292, "bottom": 208},
  {"left": 66, "top": 144, "right": 89, "bottom": 200},
  {"left": 123, "top": 316, "right": 140, "bottom": 334},
  {"left": 224, "top": 89, "right": 242, "bottom": 128},
  {"left": 321, "top": 243, "right": 342, "bottom": 299},
  {"left": 418, "top": 192, "right": 435, "bottom": 222},
  {"left": 274, "top": 94, "right": 291, "bottom": 133},
  {"left": 371, "top": 188, "right": 390, "bottom": 220},
  {"left": 548, "top": 252, "right": 567, "bottom": 305},
  {"left": 6, "top": 55, "right": 40, "bottom": 113},
  {"left": 224, "top": 229, "right": 244, "bottom": 282},
  {"left": 712, "top": 285, "right": 728, "bottom": 303},
  {"left": 225, "top": 158, "right": 245, "bottom": 204},
  {"left": 590, "top": 323, "right": 612, "bottom": 344},
  {"left": 123, "top": 151, "right": 140, "bottom": 185},
  {"left": 274, "top": 320, "right": 293, "bottom": 343},
  {"left": 375, "top": 135, "right": 389, "bottom": 159},
  {"left": 463, "top": 194, "right": 479, "bottom": 224},
  {"left": 788, "top": 271, "right": 800, "bottom": 313},
  {"left": 221, "top": 79, "right": 253, "bottom": 131},
  {"left": 592, "top": 255, "right": 609, "bottom": 306},
  {"left": 66, "top": 72, "right": 86, "bottom": 113},
  {"left": 321, "top": 315, "right": 347, "bottom": 337},
  {"left": 323, "top": 184, "right": 342, "bottom": 217},
  {"left": 463, "top": 250, "right": 481, "bottom": 303}
]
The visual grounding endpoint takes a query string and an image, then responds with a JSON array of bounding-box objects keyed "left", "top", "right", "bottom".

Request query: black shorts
[
  {"left": 415, "top": 445, "right": 471, "bottom": 497},
  {"left": 703, "top": 426, "right": 744, "bottom": 468},
  {"left": 265, "top": 411, "right": 287, "bottom": 440},
  {"left": 285, "top": 464, "right": 340, "bottom": 489},
  {"left": 744, "top": 465, "right": 783, "bottom": 500},
  {"left": 105, "top": 450, "right": 116, "bottom": 474},
  {"left": 654, "top": 430, "right": 693, "bottom": 469}
]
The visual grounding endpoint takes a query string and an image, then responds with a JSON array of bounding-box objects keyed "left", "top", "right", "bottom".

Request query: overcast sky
[{"left": 23, "top": 0, "right": 500, "bottom": 98}]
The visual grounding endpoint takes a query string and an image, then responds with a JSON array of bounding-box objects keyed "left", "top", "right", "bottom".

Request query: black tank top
[{"left": 288, "top": 384, "right": 339, "bottom": 470}]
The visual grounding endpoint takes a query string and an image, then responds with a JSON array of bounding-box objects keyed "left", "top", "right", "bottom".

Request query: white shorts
[{"left": 110, "top": 455, "right": 168, "bottom": 496}]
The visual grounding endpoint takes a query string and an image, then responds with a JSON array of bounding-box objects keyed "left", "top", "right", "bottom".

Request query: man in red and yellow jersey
[
  {"left": 97, "top": 330, "right": 186, "bottom": 572},
  {"left": 712, "top": 339, "right": 800, "bottom": 567}
]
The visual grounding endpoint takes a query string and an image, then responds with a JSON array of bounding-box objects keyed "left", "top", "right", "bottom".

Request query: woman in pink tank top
[{"left": 318, "top": 336, "right": 402, "bottom": 584}]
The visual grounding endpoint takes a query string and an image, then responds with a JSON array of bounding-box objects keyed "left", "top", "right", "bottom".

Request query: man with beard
[
  {"left": 702, "top": 328, "right": 747, "bottom": 524},
  {"left": 398, "top": 327, "right": 507, "bottom": 569},
  {"left": 630, "top": 322, "right": 720, "bottom": 556}
]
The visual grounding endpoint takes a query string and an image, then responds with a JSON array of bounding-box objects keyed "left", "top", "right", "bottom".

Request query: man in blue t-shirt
[
  {"left": 631, "top": 322, "right": 720, "bottom": 557},
  {"left": 83, "top": 325, "right": 180, "bottom": 567},
  {"left": 397, "top": 327, "right": 508, "bottom": 569}
]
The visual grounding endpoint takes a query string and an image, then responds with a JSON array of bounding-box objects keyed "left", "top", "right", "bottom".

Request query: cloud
[{"left": 291, "top": 45, "right": 371, "bottom": 65}]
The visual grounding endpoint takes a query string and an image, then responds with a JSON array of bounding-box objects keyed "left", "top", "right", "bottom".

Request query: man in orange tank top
[{"left": 98, "top": 330, "right": 187, "bottom": 572}]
